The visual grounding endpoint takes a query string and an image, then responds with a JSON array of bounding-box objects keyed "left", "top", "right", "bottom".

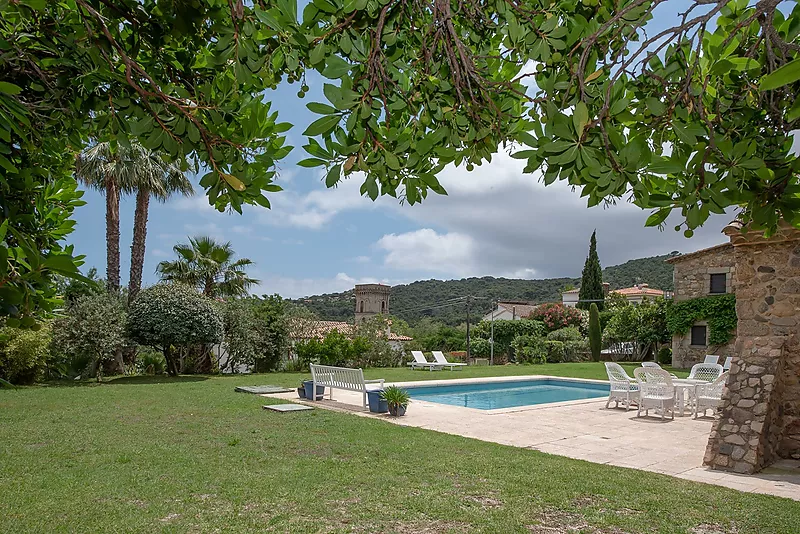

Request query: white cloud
[
  {"left": 377, "top": 229, "right": 478, "bottom": 276},
  {"left": 353, "top": 255, "right": 370, "bottom": 263},
  {"left": 174, "top": 194, "right": 215, "bottom": 213}
]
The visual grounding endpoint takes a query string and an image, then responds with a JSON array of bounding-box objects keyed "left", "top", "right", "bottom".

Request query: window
[
  {"left": 359, "top": 301, "right": 364, "bottom": 313},
  {"left": 381, "top": 300, "right": 386, "bottom": 313},
  {"left": 710, "top": 273, "right": 727, "bottom": 294},
  {"left": 691, "top": 325, "right": 707, "bottom": 346}
]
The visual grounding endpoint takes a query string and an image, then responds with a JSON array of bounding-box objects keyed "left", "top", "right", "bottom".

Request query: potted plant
[
  {"left": 366, "top": 389, "right": 388, "bottom": 413},
  {"left": 381, "top": 386, "right": 410, "bottom": 416},
  {"left": 297, "top": 382, "right": 307, "bottom": 399},
  {"left": 303, "top": 380, "right": 325, "bottom": 401}
]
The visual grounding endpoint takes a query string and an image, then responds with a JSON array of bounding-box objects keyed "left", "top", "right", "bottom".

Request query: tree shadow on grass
[{"left": 34, "top": 375, "right": 210, "bottom": 388}]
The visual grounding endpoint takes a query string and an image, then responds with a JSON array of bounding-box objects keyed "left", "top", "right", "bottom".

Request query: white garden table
[{"left": 672, "top": 378, "right": 707, "bottom": 416}]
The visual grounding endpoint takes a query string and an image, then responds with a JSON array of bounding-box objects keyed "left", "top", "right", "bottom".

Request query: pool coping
[{"left": 391, "top": 375, "right": 610, "bottom": 415}]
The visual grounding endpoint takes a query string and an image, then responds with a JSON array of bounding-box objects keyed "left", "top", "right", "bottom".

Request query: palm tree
[
  {"left": 156, "top": 236, "right": 259, "bottom": 298},
  {"left": 127, "top": 148, "right": 193, "bottom": 303},
  {"left": 75, "top": 143, "right": 130, "bottom": 293},
  {"left": 75, "top": 142, "right": 193, "bottom": 297}
]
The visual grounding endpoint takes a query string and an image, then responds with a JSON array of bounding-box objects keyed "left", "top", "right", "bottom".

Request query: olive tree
[{"left": 127, "top": 284, "right": 223, "bottom": 376}]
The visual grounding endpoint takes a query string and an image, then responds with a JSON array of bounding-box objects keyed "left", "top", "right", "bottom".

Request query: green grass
[{"left": 1, "top": 364, "right": 795, "bottom": 533}]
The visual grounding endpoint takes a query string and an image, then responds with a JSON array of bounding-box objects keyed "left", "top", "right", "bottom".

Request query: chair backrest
[
  {"left": 411, "top": 351, "right": 429, "bottom": 364},
  {"left": 604, "top": 362, "right": 633, "bottom": 382},
  {"left": 688, "top": 363, "right": 724, "bottom": 382},
  {"left": 704, "top": 355, "right": 720, "bottom": 365},
  {"left": 634, "top": 367, "right": 674, "bottom": 396},
  {"left": 697, "top": 371, "right": 729, "bottom": 398},
  {"left": 723, "top": 356, "right": 733, "bottom": 370},
  {"left": 431, "top": 351, "right": 448, "bottom": 364},
  {"left": 641, "top": 362, "right": 662, "bottom": 369}
]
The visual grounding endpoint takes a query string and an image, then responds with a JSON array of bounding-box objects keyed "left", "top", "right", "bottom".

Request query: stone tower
[{"left": 354, "top": 283, "right": 390, "bottom": 324}]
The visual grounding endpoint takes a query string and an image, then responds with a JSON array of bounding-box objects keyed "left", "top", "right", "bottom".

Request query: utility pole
[
  {"left": 465, "top": 295, "right": 471, "bottom": 364},
  {"left": 490, "top": 299, "right": 495, "bottom": 366}
]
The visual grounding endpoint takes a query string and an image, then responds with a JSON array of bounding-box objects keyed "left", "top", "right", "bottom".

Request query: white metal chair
[
  {"left": 407, "top": 351, "right": 442, "bottom": 371},
  {"left": 694, "top": 372, "right": 729, "bottom": 418},
  {"left": 704, "top": 355, "right": 720, "bottom": 365},
  {"left": 687, "top": 362, "right": 724, "bottom": 382},
  {"left": 723, "top": 356, "right": 733, "bottom": 371},
  {"left": 431, "top": 351, "right": 467, "bottom": 370},
  {"left": 604, "top": 362, "right": 639, "bottom": 410},
  {"left": 634, "top": 367, "right": 676, "bottom": 420}
]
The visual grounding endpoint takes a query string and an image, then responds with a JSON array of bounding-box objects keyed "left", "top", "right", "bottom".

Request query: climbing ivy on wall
[{"left": 666, "top": 294, "right": 737, "bottom": 346}]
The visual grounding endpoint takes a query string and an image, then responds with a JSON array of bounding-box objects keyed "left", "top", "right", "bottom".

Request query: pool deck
[{"left": 265, "top": 375, "right": 800, "bottom": 501}]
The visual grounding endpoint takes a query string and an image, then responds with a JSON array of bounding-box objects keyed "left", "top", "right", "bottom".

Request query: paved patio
[{"left": 266, "top": 375, "right": 800, "bottom": 501}]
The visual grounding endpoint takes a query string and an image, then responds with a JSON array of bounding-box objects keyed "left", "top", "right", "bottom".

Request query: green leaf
[
  {"left": 277, "top": 0, "right": 297, "bottom": 21},
  {"left": 298, "top": 158, "right": 327, "bottom": 167},
  {"left": 303, "top": 115, "right": 340, "bottom": 136},
  {"left": 760, "top": 58, "right": 800, "bottom": 91},
  {"left": 310, "top": 44, "right": 326, "bottom": 65},
  {"left": 322, "top": 56, "right": 351, "bottom": 79},
  {"left": 0, "top": 82, "right": 22, "bottom": 95},
  {"left": 672, "top": 122, "right": 696, "bottom": 146},
  {"left": 572, "top": 102, "right": 589, "bottom": 135},
  {"left": 645, "top": 97, "right": 666, "bottom": 116},
  {"left": 43, "top": 254, "right": 79, "bottom": 274},
  {"left": 645, "top": 208, "right": 671, "bottom": 227},
  {"left": 325, "top": 164, "right": 341, "bottom": 188},
  {"left": 307, "top": 102, "right": 337, "bottom": 115},
  {"left": 650, "top": 158, "right": 685, "bottom": 174}
]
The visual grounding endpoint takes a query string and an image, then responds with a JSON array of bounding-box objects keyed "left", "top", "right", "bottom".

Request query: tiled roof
[
  {"left": 664, "top": 243, "right": 733, "bottom": 264},
  {"left": 562, "top": 288, "right": 580, "bottom": 294},
  {"left": 292, "top": 320, "right": 412, "bottom": 341},
  {"left": 611, "top": 286, "right": 665, "bottom": 297}
]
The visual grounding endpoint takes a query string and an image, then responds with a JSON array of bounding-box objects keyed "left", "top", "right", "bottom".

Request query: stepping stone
[
  {"left": 234, "top": 385, "right": 292, "bottom": 394},
  {"left": 263, "top": 404, "right": 314, "bottom": 413}
]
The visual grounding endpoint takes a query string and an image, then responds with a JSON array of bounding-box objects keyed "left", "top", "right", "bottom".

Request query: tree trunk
[
  {"left": 128, "top": 188, "right": 150, "bottom": 304},
  {"left": 164, "top": 345, "right": 178, "bottom": 377},
  {"left": 105, "top": 178, "right": 121, "bottom": 293}
]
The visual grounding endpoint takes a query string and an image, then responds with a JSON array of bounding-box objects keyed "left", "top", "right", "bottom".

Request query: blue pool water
[{"left": 406, "top": 379, "right": 609, "bottom": 410}]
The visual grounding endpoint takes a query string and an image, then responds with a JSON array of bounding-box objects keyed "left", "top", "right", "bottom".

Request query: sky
[{"left": 66, "top": 2, "right": 735, "bottom": 299}]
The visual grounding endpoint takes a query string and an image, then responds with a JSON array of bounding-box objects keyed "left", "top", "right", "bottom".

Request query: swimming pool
[{"left": 406, "top": 379, "right": 609, "bottom": 410}]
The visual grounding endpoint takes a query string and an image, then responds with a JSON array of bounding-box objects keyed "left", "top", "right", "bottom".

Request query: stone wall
[
  {"left": 704, "top": 223, "right": 800, "bottom": 473},
  {"left": 354, "top": 283, "right": 390, "bottom": 324},
  {"left": 668, "top": 243, "right": 736, "bottom": 368}
]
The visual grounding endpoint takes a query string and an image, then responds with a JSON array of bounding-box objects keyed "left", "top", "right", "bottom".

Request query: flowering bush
[{"left": 528, "top": 303, "right": 583, "bottom": 332}]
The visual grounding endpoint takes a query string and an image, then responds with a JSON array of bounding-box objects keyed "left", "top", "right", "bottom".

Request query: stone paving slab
[{"left": 265, "top": 375, "right": 800, "bottom": 501}]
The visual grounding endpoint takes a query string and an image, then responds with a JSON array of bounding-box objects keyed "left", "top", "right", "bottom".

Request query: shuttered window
[
  {"left": 691, "top": 325, "right": 707, "bottom": 346},
  {"left": 710, "top": 273, "right": 727, "bottom": 294}
]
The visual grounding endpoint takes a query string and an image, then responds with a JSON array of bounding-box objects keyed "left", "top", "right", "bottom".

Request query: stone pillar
[{"left": 704, "top": 222, "right": 800, "bottom": 473}]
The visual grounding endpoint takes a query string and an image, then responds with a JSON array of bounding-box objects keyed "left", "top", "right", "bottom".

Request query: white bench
[{"left": 309, "top": 364, "right": 385, "bottom": 409}]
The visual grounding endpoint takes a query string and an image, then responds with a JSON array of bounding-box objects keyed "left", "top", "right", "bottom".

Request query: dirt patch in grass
[
  {"left": 463, "top": 494, "right": 503, "bottom": 509},
  {"left": 159, "top": 513, "right": 181, "bottom": 522},
  {"left": 690, "top": 524, "right": 738, "bottom": 534},
  {"left": 378, "top": 520, "right": 471, "bottom": 533},
  {"left": 527, "top": 509, "right": 631, "bottom": 534}
]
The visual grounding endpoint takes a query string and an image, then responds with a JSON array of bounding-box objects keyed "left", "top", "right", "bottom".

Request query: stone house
[
  {"left": 666, "top": 243, "right": 737, "bottom": 368},
  {"left": 482, "top": 301, "right": 538, "bottom": 321},
  {"left": 562, "top": 283, "right": 667, "bottom": 307}
]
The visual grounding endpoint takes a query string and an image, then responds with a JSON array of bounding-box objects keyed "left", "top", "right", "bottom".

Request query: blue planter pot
[
  {"left": 297, "top": 386, "right": 306, "bottom": 399},
  {"left": 367, "top": 390, "right": 388, "bottom": 413},
  {"left": 303, "top": 380, "right": 325, "bottom": 401}
]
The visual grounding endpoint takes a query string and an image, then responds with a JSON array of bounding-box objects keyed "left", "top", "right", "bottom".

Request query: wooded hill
[{"left": 289, "top": 253, "right": 679, "bottom": 326}]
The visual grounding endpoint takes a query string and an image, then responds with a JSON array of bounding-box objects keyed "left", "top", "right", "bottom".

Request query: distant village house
[
  {"left": 561, "top": 282, "right": 669, "bottom": 307},
  {"left": 482, "top": 301, "right": 538, "bottom": 321}
]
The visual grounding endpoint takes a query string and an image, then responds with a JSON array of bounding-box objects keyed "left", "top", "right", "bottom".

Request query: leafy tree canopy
[{"left": 4, "top": 0, "right": 798, "bottom": 320}]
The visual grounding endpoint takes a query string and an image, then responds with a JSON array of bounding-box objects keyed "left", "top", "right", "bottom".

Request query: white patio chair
[
  {"left": 407, "top": 351, "right": 442, "bottom": 371},
  {"left": 723, "top": 356, "right": 733, "bottom": 371},
  {"left": 704, "top": 355, "right": 720, "bottom": 365},
  {"left": 431, "top": 351, "right": 467, "bottom": 370},
  {"left": 687, "top": 362, "right": 724, "bottom": 382},
  {"left": 694, "top": 372, "right": 729, "bottom": 418},
  {"left": 634, "top": 367, "right": 676, "bottom": 420},
  {"left": 604, "top": 362, "right": 639, "bottom": 410},
  {"left": 641, "top": 361, "right": 662, "bottom": 369}
]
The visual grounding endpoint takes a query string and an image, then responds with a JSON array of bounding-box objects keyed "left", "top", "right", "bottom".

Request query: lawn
[{"left": 2, "top": 364, "right": 795, "bottom": 533}]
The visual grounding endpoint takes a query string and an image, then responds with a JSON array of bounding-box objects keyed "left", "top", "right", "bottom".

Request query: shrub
[
  {"left": 511, "top": 335, "right": 546, "bottom": 364},
  {"left": 471, "top": 319, "right": 545, "bottom": 356},
  {"left": 528, "top": 303, "right": 583, "bottom": 332},
  {"left": 547, "top": 327, "right": 583, "bottom": 343},
  {"left": 52, "top": 293, "right": 127, "bottom": 380},
  {"left": 564, "top": 339, "right": 590, "bottom": 362},
  {"left": 0, "top": 323, "right": 52, "bottom": 384},
  {"left": 138, "top": 351, "right": 167, "bottom": 375},
  {"left": 470, "top": 337, "right": 491, "bottom": 358},
  {"left": 543, "top": 340, "right": 565, "bottom": 362},
  {"left": 589, "top": 303, "right": 601, "bottom": 362},
  {"left": 127, "top": 284, "right": 223, "bottom": 376},
  {"left": 657, "top": 346, "right": 672, "bottom": 365}
]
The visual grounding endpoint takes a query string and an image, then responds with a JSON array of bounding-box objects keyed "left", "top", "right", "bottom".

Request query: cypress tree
[
  {"left": 577, "top": 230, "right": 604, "bottom": 311},
  {"left": 589, "top": 303, "right": 601, "bottom": 362}
]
